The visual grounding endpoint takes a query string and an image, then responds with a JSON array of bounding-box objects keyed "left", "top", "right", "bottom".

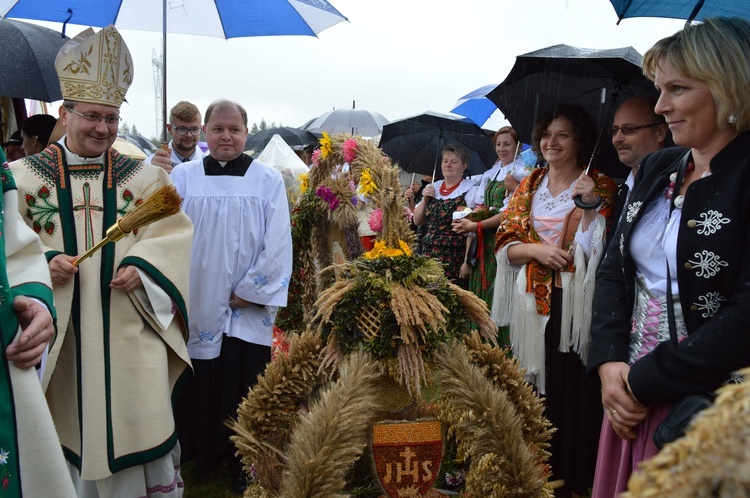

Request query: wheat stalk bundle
[{"left": 73, "top": 185, "right": 183, "bottom": 266}]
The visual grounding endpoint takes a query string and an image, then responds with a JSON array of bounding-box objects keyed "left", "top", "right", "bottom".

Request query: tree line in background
[{"left": 119, "top": 118, "right": 282, "bottom": 148}]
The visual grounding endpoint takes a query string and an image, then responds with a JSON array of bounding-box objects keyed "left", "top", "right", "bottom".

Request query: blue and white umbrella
[
  {"left": 0, "top": 0, "right": 348, "bottom": 139},
  {"left": 449, "top": 83, "right": 500, "bottom": 127},
  {"left": 0, "top": 0, "right": 348, "bottom": 39}
]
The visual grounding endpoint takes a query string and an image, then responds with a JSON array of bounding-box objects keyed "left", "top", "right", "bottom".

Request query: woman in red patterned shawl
[{"left": 492, "top": 103, "right": 618, "bottom": 497}]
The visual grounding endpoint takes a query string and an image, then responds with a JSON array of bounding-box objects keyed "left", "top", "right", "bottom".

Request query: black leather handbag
[
  {"left": 466, "top": 236, "right": 479, "bottom": 267},
  {"left": 653, "top": 392, "right": 715, "bottom": 449}
]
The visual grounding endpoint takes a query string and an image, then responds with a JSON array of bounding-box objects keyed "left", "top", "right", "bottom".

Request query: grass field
[{"left": 182, "top": 460, "right": 239, "bottom": 497}]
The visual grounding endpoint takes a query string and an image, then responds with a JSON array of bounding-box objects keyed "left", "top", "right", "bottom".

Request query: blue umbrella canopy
[
  {"left": 608, "top": 0, "right": 750, "bottom": 23},
  {"left": 450, "top": 84, "right": 500, "bottom": 127}
]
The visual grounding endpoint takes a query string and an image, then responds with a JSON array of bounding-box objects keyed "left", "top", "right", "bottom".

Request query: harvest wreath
[{"left": 232, "top": 134, "right": 554, "bottom": 497}]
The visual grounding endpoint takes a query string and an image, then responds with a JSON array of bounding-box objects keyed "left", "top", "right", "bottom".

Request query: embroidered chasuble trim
[
  {"left": 0, "top": 257, "right": 22, "bottom": 498},
  {"left": 101, "top": 166, "right": 119, "bottom": 472},
  {"left": 1, "top": 168, "right": 17, "bottom": 192},
  {"left": 0, "top": 361, "right": 21, "bottom": 497}
]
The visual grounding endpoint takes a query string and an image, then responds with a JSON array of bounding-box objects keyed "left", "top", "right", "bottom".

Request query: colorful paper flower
[
  {"left": 357, "top": 168, "right": 378, "bottom": 197},
  {"left": 445, "top": 469, "right": 465, "bottom": 487},
  {"left": 315, "top": 185, "right": 340, "bottom": 211},
  {"left": 363, "top": 239, "right": 412, "bottom": 259},
  {"left": 320, "top": 131, "right": 333, "bottom": 159},
  {"left": 298, "top": 172, "right": 309, "bottom": 195},
  {"left": 404, "top": 206, "right": 414, "bottom": 223},
  {"left": 398, "top": 239, "right": 413, "bottom": 257},
  {"left": 368, "top": 208, "right": 383, "bottom": 233},
  {"left": 311, "top": 148, "right": 322, "bottom": 167},
  {"left": 342, "top": 138, "right": 359, "bottom": 163}
]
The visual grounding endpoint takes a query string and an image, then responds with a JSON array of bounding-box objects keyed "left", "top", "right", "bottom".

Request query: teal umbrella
[{"left": 608, "top": 0, "right": 750, "bottom": 23}]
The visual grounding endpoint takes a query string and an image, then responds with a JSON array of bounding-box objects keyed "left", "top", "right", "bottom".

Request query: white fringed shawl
[{"left": 492, "top": 215, "right": 607, "bottom": 393}]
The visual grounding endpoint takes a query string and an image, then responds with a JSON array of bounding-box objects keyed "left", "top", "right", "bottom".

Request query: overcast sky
[{"left": 31, "top": 0, "right": 685, "bottom": 138}]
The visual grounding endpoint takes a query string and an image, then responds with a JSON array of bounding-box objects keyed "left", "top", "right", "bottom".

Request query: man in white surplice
[{"left": 170, "top": 99, "right": 292, "bottom": 492}]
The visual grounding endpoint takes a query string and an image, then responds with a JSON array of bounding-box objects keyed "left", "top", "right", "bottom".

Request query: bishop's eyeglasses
[{"left": 65, "top": 106, "right": 121, "bottom": 126}]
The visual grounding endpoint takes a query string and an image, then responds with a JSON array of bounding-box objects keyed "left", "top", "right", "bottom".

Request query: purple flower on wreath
[
  {"left": 445, "top": 469, "right": 465, "bottom": 488},
  {"left": 342, "top": 138, "right": 358, "bottom": 163},
  {"left": 315, "top": 185, "right": 340, "bottom": 211}
]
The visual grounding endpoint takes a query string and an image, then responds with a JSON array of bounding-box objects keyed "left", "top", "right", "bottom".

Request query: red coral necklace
[{"left": 439, "top": 181, "right": 461, "bottom": 197}]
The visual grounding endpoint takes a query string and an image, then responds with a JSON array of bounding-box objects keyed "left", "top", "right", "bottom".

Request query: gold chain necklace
[{"left": 547, "top": 173, "right": 578, "bottom": 196}]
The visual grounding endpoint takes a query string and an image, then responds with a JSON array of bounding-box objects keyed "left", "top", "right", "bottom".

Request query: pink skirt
[{"left": 591, "top": 403, "right": 671, "bottom": 498}]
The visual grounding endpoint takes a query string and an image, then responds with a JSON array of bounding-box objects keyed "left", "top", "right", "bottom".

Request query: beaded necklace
[
  {"left": 439, "top": 180, "right": 461, "bottom": 197},
  {"left": 665, "top": 161, "right": 712, "bottom": 209}
]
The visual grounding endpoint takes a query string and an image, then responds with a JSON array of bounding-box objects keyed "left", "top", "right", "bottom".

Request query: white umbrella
[{"left": 302, "top": 107, "right": 389, "bottom": 137}]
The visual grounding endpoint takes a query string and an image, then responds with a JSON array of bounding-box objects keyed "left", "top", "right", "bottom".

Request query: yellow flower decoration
[
  {"left": 298, "top": 172, "right": 309, "bottom": 195},
  {"left": 319, "top": 131, "right": 333, "bottom": 160},
  {"left": 363, "top": 239, "right": 412, "bottom": 259},
  {"left": 398, "top": 239, "right": 413, "bottom": 257},
  {"left": 357, "top": 168, "right": 378, "bottom": 197}
]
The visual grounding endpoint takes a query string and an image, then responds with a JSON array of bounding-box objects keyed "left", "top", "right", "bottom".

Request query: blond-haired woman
[{"left": 589, "top": 17, "right": 750, "bottom": 497}]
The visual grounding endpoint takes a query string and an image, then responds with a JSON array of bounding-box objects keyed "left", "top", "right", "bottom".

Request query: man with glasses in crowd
[
  {"left": 9, "top": 25, "right": 193, "bottom": 496},
  {"left": 606, "top": 96, "right": 669, "bottom": 244},
  {"left": 611, "top": 96, "right": 669, "bottom": 204},
  {"left": 148, "top": 101, "right": 205, "bottom": 172}
]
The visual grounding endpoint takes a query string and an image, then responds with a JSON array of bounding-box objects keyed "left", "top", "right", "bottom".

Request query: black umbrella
[
  {"left": 0, "top": 18, "right": 68, "bottom": 102},
  {"left": 245, "top": 126, "right": 319, "bottom": 152},
  {"left": 379, "top": 111, "right": 495, "bottom": 179},
  {"left": 488, "top": 44, "right": 657, "bottom": 179}
]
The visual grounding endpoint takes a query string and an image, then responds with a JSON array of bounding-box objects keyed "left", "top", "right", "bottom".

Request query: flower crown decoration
[{"left": 306, "top": 134, "right": 496, "bottom": 396}]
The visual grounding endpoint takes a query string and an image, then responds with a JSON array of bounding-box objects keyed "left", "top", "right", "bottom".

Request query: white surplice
[{"left": 171, "top": 158, "right": 293, "bottom": 360}]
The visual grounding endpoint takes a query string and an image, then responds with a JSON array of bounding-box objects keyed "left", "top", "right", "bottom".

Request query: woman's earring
[{"left": 728, "top": 114, "right": 737, "bottom": 124}]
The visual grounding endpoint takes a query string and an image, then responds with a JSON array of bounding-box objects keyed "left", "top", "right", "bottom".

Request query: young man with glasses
[
  {"left": 148, "top": 101, "right": 205, "bottom": 172},
  {"left": 9, "top": 25, "right": 193, "bottom": 496}
]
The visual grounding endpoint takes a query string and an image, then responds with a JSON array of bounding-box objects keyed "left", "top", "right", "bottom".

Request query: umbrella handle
[{"left": 573, "top": 194, "right": 602, "bottom": 210}]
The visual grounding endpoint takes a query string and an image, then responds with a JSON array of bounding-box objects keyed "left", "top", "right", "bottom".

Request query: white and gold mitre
[{"left": 55, "top": 24, "right": 133, "bottom": 108}]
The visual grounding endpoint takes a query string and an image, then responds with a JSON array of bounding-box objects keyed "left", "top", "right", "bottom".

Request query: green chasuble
[
  {"left": 0, "top": 156, "right": 76, "bottom": 496},
  {"left": 11, "top": 142, "right": 193, "bottom": 480}
]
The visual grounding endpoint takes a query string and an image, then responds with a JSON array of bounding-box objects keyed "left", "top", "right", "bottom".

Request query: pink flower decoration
[
  {"left": 315, "top": 185, "right": 340, "bottom": 211},
  {"left": 342, "top": 138, "right": 359, "bottom": 163},
  {"left": 404, "top": 206, "right": 414, "bottom": 223},
  {"left": 311, "top": 149, "right": 322, "bottom": 166},
  {"left": 368, "top": 208, "right": 383, "bottom": 233}
]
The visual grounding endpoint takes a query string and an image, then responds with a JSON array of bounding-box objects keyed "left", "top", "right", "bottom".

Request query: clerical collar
[
  {"left": 59, "top": 135, "right": 106, "bottom": 164},
  {"left": 203, "top": 152, "right": 253, "bottom": 176}
]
